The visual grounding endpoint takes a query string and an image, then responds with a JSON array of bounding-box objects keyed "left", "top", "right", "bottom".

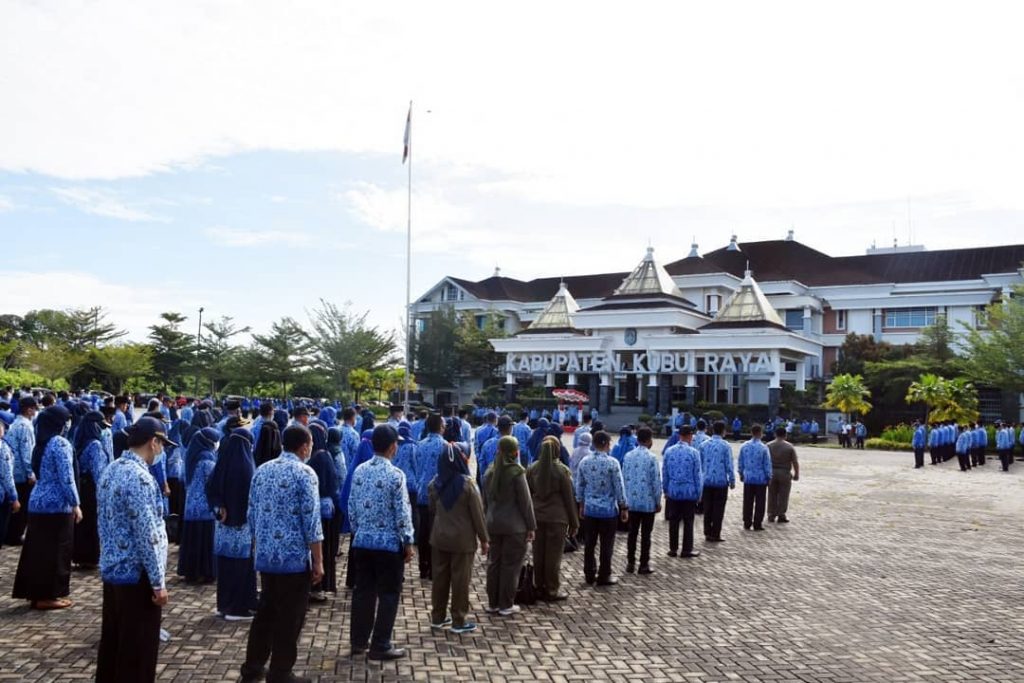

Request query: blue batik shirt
[
  {"left": 662, "top": 442, "right": 703, "bottom": 501},
  {"left": 184, "top": 454, "right": 216, "bottom": 521},
  {"left": 478, "top": 436, "right": 500, "bottom": 483},
  {"left": 393, "top": 441, "right": 418, "bottom": 494},
  {"left": 571, "top": 424, "right": 589, "bottom": 449},
  {"left": 166, "top": 444, "right": 183, "bottom": 481},
  {"left": 101, "top": 428, "right": 114, "bottom": 462},
  {"left": 475, "top": 423, "right": 498, "bottom": 454},
  {"left": 415, "top": 433, "right": 445, "bottom": 505},
  {"left": 0, "top": 440, "right": 18, "bottom": 504},
  {"left": 340, "top": 424, "right": 360, "bottom": 467},
  {"left": 111, "top": 410, "right": 127, "bottom": 434},
  {"left": 622, "top": 445, "right": 662, "bottom": 513},
  {"left": 410, "top": 419, "right": 425, "bottom": 441},
  {"left": 955, "top": 430, "right": 971, "bottom": 455},
  {"left": 97, "top": 452, "right": 168, "bottom": 589},
  {"left": 701, "top": 436, "right": 735, "bottom": 488},
  {"left": 248, "top": 451, "right": 323, "bottom": 574},
  {"left": 29, "top": 436, "right": 80, "bottom": 514},
  {"left": 974, "top": 426, "right": 987, "bottom": 448},
  {"left": 692, "top": 431, "right": 710, "bottom": 452},
  {"left": 79, "top": 440, "right": 110, "bottom": 483},
  {"left": 737, "top": 437, "right": 772, "bottom": 486},
  {"left": 574, "top": 451, "right": 626, "bottom": 519},
  {"left": 215, "top": 520, "right": 253, "bottom": 559},
  {"left": 347, "top": 455, "right": 415, "bottom": 553},
  {"left": 4, "top": 415, "right": 34, "bottom": 483}
]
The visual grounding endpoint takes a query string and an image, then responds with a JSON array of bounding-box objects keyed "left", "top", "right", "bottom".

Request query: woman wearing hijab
[
  {"left": 12, "top": 405, "right": 81, "bottom": 609},
  {"left": 253, "top": 414, "right": 282, "bottom": 468},
  {"left": 525, "top": 417, "right": 550, "bottom": 467},
  {"left": 611, "top": 425, "right": 637, "bottom": 467},
  {"left": 546, "top": 423, "right": 572, "bottom": 467},
  {"left": 178, "top": 426, "right": 220, "bottom": 583},
  {"left": 165, "top": 410, "right": 186, "bottom": 520},
  {"left": 307, "top": 422, "right": 339, "bottom": 601},
  {"left": 72, "top": 410, "right": 110, "bottom": 568},
  {"left": 360, "top": 409, "right": 375, "bottom": 434},
  {"left": 428, "top": 442, "right": 487, "bottom": 633},
  {"left": 207, "top": 428, "right": 257, "bottom": 620},
  {"left": 527, "top": 436, "right": 579, "bottom": 602},
  {"left": 570, "top": 432, "right": 593, "bottom": 479},
  {"left": 272, "top": 408, "right": 289, "bottom": 435},
  {"left": 482, "top": 435, "right": 536, "bottom": 617}
]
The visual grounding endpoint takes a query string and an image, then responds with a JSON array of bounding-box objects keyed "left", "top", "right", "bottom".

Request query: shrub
[
  {"left": 865, "top": 437, "right": 912, "bottom": 451},
  {"left": 504, "top": 402, "right": 522, "bottom": 414},
  {"left": 638, "top": 413, "right": 653, "bottom": 425},
  {"left": 880, "top": 424, "right": 916, "bottom": 443}
]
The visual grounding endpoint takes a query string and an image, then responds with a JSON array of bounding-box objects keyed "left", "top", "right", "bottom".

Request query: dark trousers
[
  {"left": 665, "top": 499, "right": 696, "bottom": 554},
  {"left": 913, "top": 447, "right": 925, "bottom": 468},
  {"left": 350, "top": 547, "right": 405, "bottom": 653},
  {"left": 957, "top": 451, "right": 971, "bottom": 471},
  {"left": 742, "top": 483, "right": 767, "bottom": 528},
  {"left": 242, "top": 571, "right": 310, "bottom": 682},
  {"left": 96, "top": 580, "right": 161, "bottom": 683},
  {"left": 702, "top": 486, "right": 729, "bottom": 540},
  {"left": 998, "top": 449, "right": 1012, "bottom": 471},
  {"left": 415, "top": 504, "right": 432, "bottom": 578},
  {"left": 929, "top": 446, "right": 938, "bottom": 464},
  {"left": 626, "top": 511, "right": 654, "bottom": 568},
  {"left": 4, "top": 480, "right": 32, "bottom": 545},
  {"left": 582, "top": 516, "right": 617, "bottom": 582}
]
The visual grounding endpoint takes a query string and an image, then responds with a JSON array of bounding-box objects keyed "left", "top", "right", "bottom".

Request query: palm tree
[
  {"left": 824, "top": 373, "right": 873, "bottom": 421},
  {"left": 905, "top": 373, "right": 945, "bottom": 423}
]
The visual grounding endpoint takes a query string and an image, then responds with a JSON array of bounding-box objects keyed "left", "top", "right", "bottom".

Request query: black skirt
[
  {"left": 167, "top": 478, "right": 185, "bottom": 519},
  {"left": 318, "top": 515, "right": 340, "bottom": 593},
  {"left": 216, "top": 555, "right": 257, "bottom": 617},
  {"left": 12, "top": 512, "right": 74, "bottom": 601},
  {"left": 177, "top": 519, "right": 217, "bottom": 581},
  {"left": 73, "top": 476, "right": 100, "bottom": 566}
]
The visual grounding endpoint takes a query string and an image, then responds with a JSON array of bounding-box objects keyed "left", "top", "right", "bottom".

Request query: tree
[
  {"left": 198, "top": 316, "right": 251, "bottom": 395},
  {"left": 917, "top": 314, "right": 958, "bottom": 368},
  {"left": 905, "top": 373, "right": 946, "bottom": 423},
  {"left": 92, "top": 343, "right": 153, "bottom": 393},
  {"left": 455, "top": 312, "right": 506, "bottom": 379},
  {"left": 963, "top": 284, "right": 1024, "bottom": 395},
  {"left": 148, "top": 312, "right": 194, "bottom": 391},
  {"left": 823, "top": 373, "right": 873, "bottom": 420},
  {"left": 347, "top": 368, "right": 373, "bottom": 404},
  {"left": 252, "top": 317, "right": 312, "bottom": 395},
  {"left": 385, "top": 367, "right": 417, "bottom": 403},
  {"left": 64, "top": 307, "right": 127, "bottom": 351},
  {"left": 20, "top": 309, "right": 76, "bottom": 350},
  {"left": 413, "top": 307, "right": 459, "bottom": 402},
  {"left": 22, "top": 344, "right": 86, "bottom": 387},
  {"left": 307, "top": 300, "right": 398, "bottom": 394},
  {"left": 937, "top": 378, "right": 980, "bottom": 424}
]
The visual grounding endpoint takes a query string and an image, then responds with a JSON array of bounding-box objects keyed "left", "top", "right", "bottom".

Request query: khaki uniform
[
  {"left": 767, "top": 439, "right": 798, "bottom": 519},
  {"left": 526, "top": 462, "right": 579, "bottom": 597},
  {"left": 428, "top": 478, "right": 488, "bottom": 626}
]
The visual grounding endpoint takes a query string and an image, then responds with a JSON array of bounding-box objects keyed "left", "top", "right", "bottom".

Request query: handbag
[{"left": 516, "top": 558, "right": 537, "bottom": 605}]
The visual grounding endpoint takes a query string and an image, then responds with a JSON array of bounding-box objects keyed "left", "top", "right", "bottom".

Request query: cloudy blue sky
[{"left": 2, "top": 1, "right": 1023, "bottom": 340}]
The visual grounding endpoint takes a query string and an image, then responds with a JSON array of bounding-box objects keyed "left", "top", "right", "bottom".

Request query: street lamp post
[{"left": 194, "top": 307, "right": 204, "bottom": 397}]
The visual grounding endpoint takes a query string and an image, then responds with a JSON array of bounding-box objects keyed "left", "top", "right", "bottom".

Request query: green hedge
[{"left": 865, "top": 438, "right": 913, "bottom": 451}]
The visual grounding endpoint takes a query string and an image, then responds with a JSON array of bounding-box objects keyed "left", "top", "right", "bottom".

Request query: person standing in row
[
  {"left": 0, "top": 420, "right": 19, "bottom": 553},
  {"left": 911, "top": 420, "right": 926, "bottom": 469},
  {"left": 3, "top": 396, "right": 37, "bottom": 546},
  {"left": 483, "top": 436, "right": 536, "bottom": 616},
  {"left": 429, "top": 442, "right": 487, "bottom": 633},
  {"left": 526, "top": 435, "right": 578, "bottom": 601},
  {"left": 95, "top": 417, "right": 173, "bottom": 683},
  {"left": 307, "top": 422, "right": 339, "bottom": 602},
  {"left": 575, "top": 430, "right": 628, "bottom": 586},
  {"left": 700, "top": 421, "right": 734, "bottom": 543},
  {"left": 955, "top": 425, "right": 972, "bottom": 472},
  {"left": 178, "top": 427, "right": 220, "bottom": 584},
  {"left": 72, "top": 410, "right": 111, "bottom": 569},
  {"left": 662, "top": 425, "right": 702, "bottom": 558},
  {"left": 414, "top": 414, "right": 445, "bottom": 580},
  {"left": 348, "top": 425, "right": 415, "bottom": 660},
  {"left": 622, "top": 427, "right": 661, "bottom": 575},
  {"left": 241, "top": 425, "right": 324, "bottom": 683},
  {"left": 737, "top": 424, "right": 772, "bottom": 531},
  {"left": 767, "top": 426, "right": 799, "bottom": 523}
]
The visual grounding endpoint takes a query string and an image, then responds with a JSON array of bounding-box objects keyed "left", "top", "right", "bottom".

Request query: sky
[{"left": 2, "top": 0, "right": 1023, "bottom": 341}]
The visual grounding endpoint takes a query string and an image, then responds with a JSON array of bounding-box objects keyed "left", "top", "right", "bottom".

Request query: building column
[
  {"left": 567, "top": 372, "right": 578, "bottom": 388},
  {"left": 768, "top": 349, "right": 782, "bottom": 417},
  {"left": 685, "top": 363, "right": 698, "bottom": 408},
  {"left": 658, "top": 374, "right": 672, "bottom": 416},
  {"left": 872, "top": 309, "right": 883, "bottom": 340},
  {"left": 587, "top": 374, "right": 599, "bottom": 415},
  {"left": 545, "top": 372, "right": 555, "bottom": 388},
  {"left": 599, "top": 373, "right": 612, "bottom": 416},
  {"left": 504, "top": 372, "right": 517, "bottom": 403},
  {"left": 803, "top": 305, "right": 812, "bottom": 335},
  {"left": 645, "top": 374, "right": 658, "bottom": 415},
  {"left": 795, "top": 360, "right": 806, "bottom": 391}
]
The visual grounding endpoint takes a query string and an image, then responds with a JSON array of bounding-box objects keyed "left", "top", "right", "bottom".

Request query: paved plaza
[{"left": 1, "top": 442, "right": 1022, "bottom": 682}]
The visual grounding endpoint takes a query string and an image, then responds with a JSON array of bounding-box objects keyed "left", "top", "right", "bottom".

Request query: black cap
[{"left": 127, "top": 416, "right": 180, "bottom": 448}]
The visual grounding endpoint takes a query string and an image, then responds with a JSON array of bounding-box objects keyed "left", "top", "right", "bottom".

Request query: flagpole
[{"left": 403, "top": 101, "right": 412, "bottom": 415}]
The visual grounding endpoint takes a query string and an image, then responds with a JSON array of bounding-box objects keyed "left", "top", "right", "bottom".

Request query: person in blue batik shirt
[
  {"left": 72, "top": 410, "right": 110, "bottom": 568},
  {"left": 737, "top": 424, "right": 773, "bottom": 532},
  {"left": 621, "top": 427, "right": 661, "bottom": 575},
  {"left": 207, "top": 428, "right": 258, "bottom": 621},
  {"left": 393, "top": 422, "right": 419, "bottom": 531},
  {"left": 662, "top": 425, "right": 703, "bottom": 558},
  {"left": 3, "top": 395, "right": 37, "bottom": 546},
  {"left": 178, "top": 427, "right": 220, "bottom": 583},
  {"left": 95, "top": 417, "right": 172, "bottom": 683},
  {"left": 525, "top": 417, "right": 550, "bottom": 467},
  {"left": 414, "top": 414, "right": 446, "bottom": 580},
  {"left": 575, "top": 430, "right": 628, "bottom": 587},
  {"left": 306, "top": 423, "right": 339, "bottom": 602},
  {"left": 12, "top": 405, "right": 81, "bottom": 610},
  {"left": 611, "top": 425, "right": 637, "bottom": 467},
  {"left": 240, "top": 424, "right": 324, "bottom": 683},
  {"left": 477, "top": 416, "right": 511, "bottom": 489},
  {"left": 474, "top": 412, "right": 498, "bottom": 455},
  {"left": 348, "top": 425, "right": 415, "bottom": 661},
  {"left": 911, "top": 420, "right": 927, "bottom": 469},
  {"left": 701, "top": 421, "right": 735, "bottom": 543},
  {"left": 955, "top": 425, "right": 972, "bottom": 472},
  {"left": 0, "top": 420, "right": 21, "bottom": 552}
]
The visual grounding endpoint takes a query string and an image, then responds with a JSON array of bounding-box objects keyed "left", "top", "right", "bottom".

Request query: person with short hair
[
  {"left": 348, "top": 425, "right": 415, "bottom": 660},
  {"left": 737, "top": 424, "right": 772, "bottom": 531},
  {"left": 662, "top": 425, "right": 702, "bottom": 558},
  {"left": 767, "top": 426, "right": 799, "bottom": 523},
  {"left": 477, "top": 415, "right": 512, "bottom": 489},
  {"left": 575, "top": 430, "right": 628, "bottom": 586},
  {"left": 700, "top": 421, "right": 735, "bottom": 543},
  {"left": 483, "top": 436, "right": 536, "bottom": 615},
  {"left": 911, "top": 420, "right": 927, "bottom": 469},
  {"left": 3, "top": 395, "right": 37, "bottom": 546},
  {"left": 413, "top": 414, "right": 445, "bottom": 579},
  {"left": 240, "top": 424, "right": 324, "bottom": 683},
  {"left": 95, "top": 417, "right": 173, "bottom": 682},
  {"left": 622, "top": 427, "right": 661, "bottom": 575},
  {"left": 474, "top": 412, "right": 499, "bottom": 455}
]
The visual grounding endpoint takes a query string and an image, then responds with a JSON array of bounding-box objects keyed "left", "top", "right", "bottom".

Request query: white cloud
[
  {"left": 0, "top": 195, "right": 12, "bottom": 211},
  {"left": 203, "top": 226, "right": 351, "bottom": 251},
  {"left": 342, "top": 182, "right": 473, "bottom": 243},
  {"left": 51, "top": 187, "right": 169, "bottom": 222}
]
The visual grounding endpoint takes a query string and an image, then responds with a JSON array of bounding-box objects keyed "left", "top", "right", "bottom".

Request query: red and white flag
[{"left": 402, "top": 102, "right": 411, "bottom": 164}]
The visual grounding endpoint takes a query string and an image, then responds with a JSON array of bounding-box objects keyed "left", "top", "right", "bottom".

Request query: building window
[
  {"left": 705, "top": 294, "right": 721, "bottom": 314},
  {"left": 836, "top": 310, "right": 846, "bottom": 330},
  {"left": 474, "top": 314, "right": 486, "bottom": 330},
  {"left": 884, "top": 307, "right": 937, "bottom": 328},
  {"left": 974, "top": 305, "right": 988, "bottom": 330},
  {"left": 783, "top": 361, "right": 797, "bottom": 372},
  {"left": 496, "top": 317, "right": 506, "bottom": 331},
  {"left": 784, "top": 309, "right": 804, "bottom": 330},
  {"left": 443, "top": 284, "right": 461, "bottom": 302}
]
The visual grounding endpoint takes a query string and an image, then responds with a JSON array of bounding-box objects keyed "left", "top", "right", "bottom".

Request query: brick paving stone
[{"left": 0, "top": 442, "right": 1022, "bottom": 681}]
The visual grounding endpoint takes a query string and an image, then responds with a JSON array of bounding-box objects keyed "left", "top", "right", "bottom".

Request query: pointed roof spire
[
  {"left": 526, "top": 281, "right": 579, "bottom": 331},
  {"left": 687, "top": 238, "right": 700, "bottom": 258},
  {"left": 705, "top": 268, "right": 784, "bottom": 328},
  {"left": 613, "top": 246, "right": 685, "bottom": 297},
  {"left": 726, "top": 234, "right": 740, "bottom": 251}
]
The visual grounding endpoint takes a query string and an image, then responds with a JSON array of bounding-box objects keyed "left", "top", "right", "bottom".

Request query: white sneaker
[
  {"left": 224, "top": 614, "right": 254, "bottom": 622},
  {"left": 484, "top": 606, "right": 500, "bottom": 614},
  {"left": 498, "top": 605, "right": 521, "bottom": 617}
]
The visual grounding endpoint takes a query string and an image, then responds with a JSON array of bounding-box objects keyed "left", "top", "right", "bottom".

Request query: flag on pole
[{"left": 402, "top": 102, "right": 411, "bottom": 164}]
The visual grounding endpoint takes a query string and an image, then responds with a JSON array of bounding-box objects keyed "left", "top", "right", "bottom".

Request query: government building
[{"left": 412, "top": 233, "right": 1024, "bottom": 417}]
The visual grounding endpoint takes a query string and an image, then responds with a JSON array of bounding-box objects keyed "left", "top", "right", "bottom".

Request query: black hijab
[
  {"left": 435, "top": 442, "right": 469, "bottom": 511},
  {"left": 206, "top": 428, "right": 255, "bottom": 527},
  {"left": 253, "top": 418, "right": 282, "bottom": 467},
  {"left": 32, "top": 404, "right": 71, "bottom": 477}
]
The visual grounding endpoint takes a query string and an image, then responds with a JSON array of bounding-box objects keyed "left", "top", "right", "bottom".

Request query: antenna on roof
[{"left": 493, "top": 266, "right": 501, "bottom": 277}]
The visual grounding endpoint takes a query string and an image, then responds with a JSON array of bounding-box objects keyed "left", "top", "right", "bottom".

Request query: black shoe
[
  {"left": 596, "top": 576, "right": 619, "bottom": 586},
  {"left": 753, "top": 526, "right": 765, "bottom": 531},
  {"left": 625, "top": 563, "right": 635, "bottom": 574},
  {"left": 667, "top": 549, "right": 677, "bottom": 557},
  {"left": 584, "top": 575, "right": 596, "bottom": 585},
  {"left": 744, "top": 522, "right": 752, "bottom": 530},
  {"left": 367, "top": 647, "right": 407, "bottom": 661},
  {"left": 637, "top": 565, "right": 654, "bottom": 575},
  {"left": 350, "top": 645, "right": 368, "bottom": 656},
  {"left": 680, "top": 550, "right": 701, "bottom": 558},
  {"left": 709, "top": 537, "right": 725, "bottom": 543},
  {"left": 767, "top": 516, "right": 776, "bottom": 523},
  {"left": 776, "top": 516, "right": 789, "bottom": 524},
  {"left": 239, "top": 668, "right": 266, "bottom": 683},
  {"left": 549, "top": 591, "right": 569, "bottom": 601}
]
